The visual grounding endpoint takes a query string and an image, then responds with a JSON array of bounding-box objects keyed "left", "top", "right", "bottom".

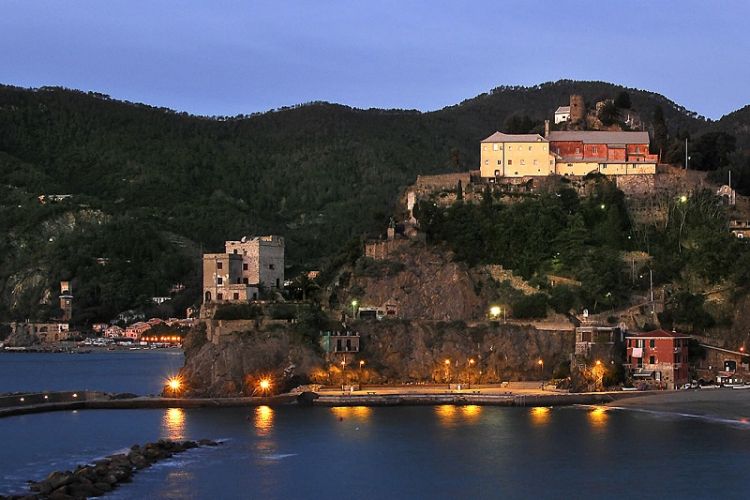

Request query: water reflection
[
  {"left": 330, "top": 406, "right": 372, "bottom": 421},
  {"left": 588, "top": 406, "right": 609, "bottom": 428},
  {"left": 529, "top": 406, "right": 551, "bottom": 426},
  {"left": 162, "top": 408, "right": 185, "bottom": 440},
  {"left": 254, "top": 406, "right": 275, "bottom": 436},
  {"left": 435, "top": 405, "right": 482, "bottom": 427}
]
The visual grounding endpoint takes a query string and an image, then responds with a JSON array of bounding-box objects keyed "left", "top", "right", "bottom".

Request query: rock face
[
  {"left": 345, "top": 242, "right": 497, "bottom": 321},
  {"left": 179, "top": 319, "right": 574, "bottom": 396},
  {"left": 179, "top": 322, "right": 323, "bottom": 397},
  {"left": 333, "top": 320, "right": 573, "bottom": 384}
]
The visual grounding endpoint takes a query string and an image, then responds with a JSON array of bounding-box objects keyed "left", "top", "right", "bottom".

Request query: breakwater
[{"left": 2, "top": 438, "right": 220, "bottom": 499}]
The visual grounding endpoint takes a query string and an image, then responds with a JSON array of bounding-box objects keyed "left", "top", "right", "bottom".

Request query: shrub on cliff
[
  {"left": 511, "top": 293, "right": 548, "bottom": 319},
  {"left": 213, "top": 303, "right": 263, "bottom": 320}
]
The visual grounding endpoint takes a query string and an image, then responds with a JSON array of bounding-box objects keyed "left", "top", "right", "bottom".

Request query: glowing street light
[
  {"left": 341, "top": 359, "right": 347, "bottom": 391},
  {"left": 259, "top": 379, "right": 271, "bottom": 392},
  {"left": 351, "top": 300, "right": 359, "bottom": 319},
  {"left": 679, "top": 195, "right": 688, "bottom": 203},
  {"left": 468, "top": 358, "right": 476, "bottom": 388},
  {"left": 444, "top": 359, "right": 451, "bottom": 385},
  {"left": 166, "top": 377, "right": 182, "bottom": 397},
  {"left": 358, "top": 360, "right": 365, "bottom": 390}
]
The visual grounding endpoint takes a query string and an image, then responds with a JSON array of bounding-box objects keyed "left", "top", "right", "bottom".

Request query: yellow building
[{"left": 480, "top": 132, "right": 556, "bottom": 179}]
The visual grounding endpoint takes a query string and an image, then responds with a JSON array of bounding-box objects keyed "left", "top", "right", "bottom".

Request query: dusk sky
[{"left": 2, "top": 0, "right": 749, "bottom": 119}]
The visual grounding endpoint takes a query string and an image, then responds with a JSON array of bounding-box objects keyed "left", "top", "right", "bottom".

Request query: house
[
  {"left": 548, "top": 130, "right": 658, "bottom": 176},
  {"left": 480, "top": 132, "right": 556, "bottom": 179},
  {"left": 695, "top": 344, "right": 750, "bottom": 384},
  {"left": 626, "top": 329, "right": 690, "bottom": 389},
  {"left": 18, "top": 322, "right": 71, "bottom": 343},
  {"left": 202, "top": 253, "right": 258, "bottom": 303},
  {"left": 104, "top": 325, "right": 124, "bottom": 338},
  {"left": 728, "top": 220, "right": 750, "bottom": 239},
  {"left": 554, "top": 106, "right": 570, "bottom": 124},
  {"left": 124, "top": 322, "right": 151, "bottom": 340},
  {"left": 320, "top": 330, "right": 360, "bottom": 354}
]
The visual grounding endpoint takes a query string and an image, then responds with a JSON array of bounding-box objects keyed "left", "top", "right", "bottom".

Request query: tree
[
  {"left": 614, "top": 91, "right": 631, "bottom": 109},
  {"left": 651, "top": 105, "right": 669, "bottom": 156},
  {"left": 598, "top": 101, "right": 620, "bottom": 126}
]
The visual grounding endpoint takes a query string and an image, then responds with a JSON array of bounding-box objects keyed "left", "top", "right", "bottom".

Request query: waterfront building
[
  {"left": 625, "top": 329, "right": 690, "bottom": 389},
  {"left": 694, "top": 344, "right": 750, "bottom": 384},
  {"left": 123, "top": 322, "right": 150, "bottom": 340}
]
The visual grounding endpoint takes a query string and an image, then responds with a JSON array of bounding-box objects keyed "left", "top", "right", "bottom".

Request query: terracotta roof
[
  {"left": 481, "top": 131, "right": 548, "bottom": 143},
  {"left": 626, "top": 329, "right": 690, "bottom": 339},
  {"left": 547, "top": 131, "right": 650, "bottom": 145},
  {"left": 555, "top": 106, "right": 570, "bottom": 114}
]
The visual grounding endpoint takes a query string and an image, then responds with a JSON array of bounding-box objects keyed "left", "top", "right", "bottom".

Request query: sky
[{"left": 1, "top": 0, "right": 749, "bottom": 119}]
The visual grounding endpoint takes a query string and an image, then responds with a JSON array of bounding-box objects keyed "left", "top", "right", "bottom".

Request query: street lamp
[
  {"left": 341, "top": 360, "right": 347, "bottom": 391},
  {"left": 351, "top": 300, "right": 359, "bottom": 319},
  {"left": 166, "top": 376, "right": 182, "bottom": 397},
  {"left": 444, "top": 359, "right": 451, "bottom": 385},
  {"left": 358, "top": 360, "right": 365, "bottom": 390},
  {"left": 537, "top": 359, "right": 544, "bottom": 387},
  {"left": 468, "top": 358, "right": 476, "bottom": 388}
]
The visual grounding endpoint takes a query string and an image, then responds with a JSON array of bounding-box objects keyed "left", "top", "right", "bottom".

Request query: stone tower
[
  {"left": 569, "top": 94, "right": 585, "bottom": 123},
  {"left": 59, "top": 281, "right": 73, "bottom": 322}
]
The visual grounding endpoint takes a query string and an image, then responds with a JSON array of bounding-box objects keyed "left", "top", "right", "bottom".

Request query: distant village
[{"left": 4, "top": 94, "right": 750, "bottom": 391}]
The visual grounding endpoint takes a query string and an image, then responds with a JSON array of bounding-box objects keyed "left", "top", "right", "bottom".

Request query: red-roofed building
[{"left": 626, "top": 329, "right": 690, "bottom": 389}]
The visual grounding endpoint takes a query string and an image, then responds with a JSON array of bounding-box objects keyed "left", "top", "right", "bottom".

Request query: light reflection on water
[
  {"left": 588, "top": 406, "right": 609, "bottom": 427},
  {"left": 162, "top": 408, "right": 185, "bottom": 440},
  {"left": 530, "top": 406, "right": 551, "bottom": 426},
  {"left": 254, "top": 406, "right": 275, "bottom": 436},
  {"left": 330, "top": 406, "right": 373, "bottom": 421},
  {"left": 434, "top": 404, "right": 483, "bottom": 426}
]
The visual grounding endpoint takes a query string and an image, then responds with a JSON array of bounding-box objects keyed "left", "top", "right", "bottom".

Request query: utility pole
[
  {"left": 649, "top": 269, "right": 655, "bottom": 316},
  {"left": 685, "top": 138, "right": 688, "bottom": 170}
]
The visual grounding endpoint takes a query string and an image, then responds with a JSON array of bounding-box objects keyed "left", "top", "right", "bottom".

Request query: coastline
[{"left": 606, "top": 388, "right": 750, "bottom": 424}]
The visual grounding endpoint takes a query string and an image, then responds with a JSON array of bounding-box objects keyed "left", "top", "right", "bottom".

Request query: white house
[{"left": 554, "top": 106, "right": 570, "bottom": 124}]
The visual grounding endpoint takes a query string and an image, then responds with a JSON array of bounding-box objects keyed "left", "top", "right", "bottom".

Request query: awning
[
  {"left": 633, "top": 370, "right": 655, "bottom": 378},
  {"left": 631, "top": 347, "right": 643, "bottom": 358}
]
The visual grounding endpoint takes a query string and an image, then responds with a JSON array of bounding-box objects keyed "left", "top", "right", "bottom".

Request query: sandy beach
[{"left": 608, "top": 389, "right": 750, "bottom": 423}]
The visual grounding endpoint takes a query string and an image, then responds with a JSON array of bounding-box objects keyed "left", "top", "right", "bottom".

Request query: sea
[{"left": 1, "top": 352, "right": 750, "bottom": 499}]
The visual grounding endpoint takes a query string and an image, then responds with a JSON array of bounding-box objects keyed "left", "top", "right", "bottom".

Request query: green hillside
[{"left": 0, "top": 80, "right": 747, "bottom": 323}]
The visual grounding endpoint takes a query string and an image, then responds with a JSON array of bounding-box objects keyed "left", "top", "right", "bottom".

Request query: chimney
[{"left": 544, "top": 120, "right": 550, "bottom": 138}]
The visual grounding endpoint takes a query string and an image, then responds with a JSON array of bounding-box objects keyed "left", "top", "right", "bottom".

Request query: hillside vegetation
[{"left": 0, "top": 80, "right": 748, "bottom": 323}]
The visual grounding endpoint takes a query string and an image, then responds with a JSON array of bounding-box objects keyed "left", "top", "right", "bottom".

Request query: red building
[
  {"left": 547, "top": 131, "right": 658, "bottom": 163},
  {"left": 626, "top": 329, "right": 690, "bottom": 389}
]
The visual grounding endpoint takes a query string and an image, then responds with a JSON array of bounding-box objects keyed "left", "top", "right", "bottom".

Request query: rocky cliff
[{"left": 178, "top": 318, "right": 574, "bottom": 397}]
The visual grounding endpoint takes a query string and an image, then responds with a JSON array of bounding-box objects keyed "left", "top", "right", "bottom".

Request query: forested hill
[{"left": 0, "top": 79, "right": 746, "bottom": 323}]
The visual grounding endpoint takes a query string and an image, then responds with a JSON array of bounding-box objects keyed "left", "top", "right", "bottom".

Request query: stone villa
[{"left": 202, "top": 235, "right": 284, "bottom": 304}]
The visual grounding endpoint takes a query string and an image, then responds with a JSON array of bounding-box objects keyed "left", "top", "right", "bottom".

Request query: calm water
[
  {"left": 0, "top": 350, "right": 184, "bottom": 394},
  {"left": 2, "top": 405, "right": 750, "bottom": 499}
]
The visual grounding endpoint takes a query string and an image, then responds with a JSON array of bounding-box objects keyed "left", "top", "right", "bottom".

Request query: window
[
  {"left": 649, "top": 356, "right": 656, "bottom": 364},
  {"left": 507, "top": 159, "right": 513, "bottom": 165},
  {"left": 575, "top": 148, "right": 580, "bottom": 154},
  {"left": 269, "top": 264, "right": 275, "bottom": 270},
  {"left": 494, "top": 170, "right": 500, "bottom": 177},
  {"left": 217, "top": 293, "right": 223, "bottom": 301},
  {"left": 518, "top": 145, "right": 522, "bottom": 151},
  {"left": 520, "top": 159, "right": 525, "bottom": 165},
  {"left": 217, "top": 277, "right": 223, "bottom": 285},
  {"left": 243, "top": 277, "right": 249, "bottom": 284},
  {"left": 493, "top": 143, "right": 499, "bottom": 151},
  {"left": 217, "top": 262, "right": 223, "bottom": 270},
  {"left": 649, "top": 339, "right": 655, "bottom": 348},
  {"left": 233, "top": 293, "right": 240, "bottom": 300},
  {"left": 528, "top": 146, "right": 532, "bottom": 151},
  {"left": 592, "top": 147, "right": 598, "bottom": 154},
  {"left": 485, "top": 160, "right": 489, "bottom": 165},
  {"left": 497, "top": 160, "right": 501, "bottom": 165},
  {"left": 533, "top": 159, "right": 538, "bottom": 166},
  {"left": 233, "top": 249, "right": 238, "bottom": 254},
  {"left": 243, "top": 263, "right": 248, "bottom": 270}
]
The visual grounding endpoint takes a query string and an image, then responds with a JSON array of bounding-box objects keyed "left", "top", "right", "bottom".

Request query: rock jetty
[{"left": 1, "top": 438, "right": 220, "bottom": 499}]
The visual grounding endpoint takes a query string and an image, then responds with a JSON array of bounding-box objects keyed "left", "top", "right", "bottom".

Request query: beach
[{"left": 607, "top": 388, "right": 750, "bottom": 423}]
